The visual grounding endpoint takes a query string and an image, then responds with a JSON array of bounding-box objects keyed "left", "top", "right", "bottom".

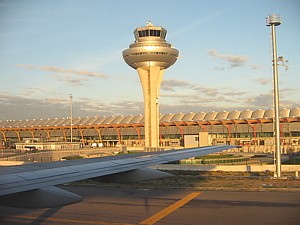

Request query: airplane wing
[{"left": 0, "top": 145, "right": 235, "bottom": 208}]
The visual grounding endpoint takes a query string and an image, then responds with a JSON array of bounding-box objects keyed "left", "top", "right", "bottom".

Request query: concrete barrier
[
  {"left": 0, "top": 148, "right": 118, "bottom": 163},
  {"left": 150, "top": 164, "right": 300, "bottom": 172},
  {"left": 0, "top": 161, "right": 27, "bottom": 166}
]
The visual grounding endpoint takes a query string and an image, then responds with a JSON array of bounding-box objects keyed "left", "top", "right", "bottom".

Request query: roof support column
[
  {"left": 222, "top": 123, "right": 232, "bottom": 143},
  {"left": 43, "top": 129, "right": 51, "bottom": 139},
  {"left": 77, "top": 128, "right": 85, "bottom": 144},
  {"left": 280, "top": 123, "right": 284, "bottom": 147},
  {"left": 159, "top": 126, "right": 163, "bottom": 146},
  {"left": 61, "top": 129, "right": 67, "bottom": 142},
  {"left": 196, "top": 122, "right": 207, "bottom": 132},
  {"left": 174, "top": 123, "right": 184, "bottom": 140},
  {"left": 0, "top": 130, "right": 7, "bottom": 142},
  {"left": 248, "top": 123, "right": 257, "bottom": 145},
  {"left": 94, "top": 127, "right": 103, "bottom": 142},
  {"left": 132, "top": 125, "right": 141, "bottom": 145},
  {"left": 28, "top": 129, "right": 35, "bottom": 139},
  {"left": 13, "top": 129, "right": 21, "bottom": 141},
  {"left": 113, "top": 127, "right": 122, "bottom": 144}
]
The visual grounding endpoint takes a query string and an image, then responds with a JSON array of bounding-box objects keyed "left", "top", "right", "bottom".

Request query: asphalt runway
[{"left": 0, "top": 185, "right": 299, "bottom": 225}]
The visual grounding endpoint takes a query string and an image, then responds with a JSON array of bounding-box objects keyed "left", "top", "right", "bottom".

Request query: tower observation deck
[{"left": 122, "top": 22, "right": 179, "bottom": 147}]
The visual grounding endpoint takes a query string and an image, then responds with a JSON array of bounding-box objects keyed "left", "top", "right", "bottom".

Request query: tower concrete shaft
[
  {"left": 123, "top": 22, "right": 179, "bottom": 147},
  {"left": 137, "top": 66, "right": 164, "bottom": 147}
]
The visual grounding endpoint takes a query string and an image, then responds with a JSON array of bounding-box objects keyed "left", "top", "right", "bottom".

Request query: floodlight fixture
[{"left": 266, "top": 14, "right": 282, "bottom": 26}]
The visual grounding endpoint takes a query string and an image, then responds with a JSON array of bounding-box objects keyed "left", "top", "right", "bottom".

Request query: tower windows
[
  {"left": 138, "top": 29, "right": 162, "bottom": 38},
  {"left": 138, "top": 30, "right": 149, "bottom": 37},
  {"left": 150, "top": 29, "right": 161, "bottom": 37}
]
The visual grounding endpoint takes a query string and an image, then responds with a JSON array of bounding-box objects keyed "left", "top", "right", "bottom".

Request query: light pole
[
  {"left": 266, "top": 14, "right": 281, "bottom": 177},
  {"left": 96, "top": 106, "right": 100, "bottom": 117},
  {"left": 69, "top": 94, "right": 73, "bottom": 143}
]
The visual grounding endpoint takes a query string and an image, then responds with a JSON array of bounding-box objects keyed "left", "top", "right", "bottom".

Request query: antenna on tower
[
  {"left": 277, "top": 56, "right": 289, "bottom": 71},
  {"left": 146, "top": 20, "right": 153, "bottom": 26}
]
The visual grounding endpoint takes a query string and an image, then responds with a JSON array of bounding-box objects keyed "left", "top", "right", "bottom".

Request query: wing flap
[{"left": 0, "top": 186, "right": 82, "bottom": 208}]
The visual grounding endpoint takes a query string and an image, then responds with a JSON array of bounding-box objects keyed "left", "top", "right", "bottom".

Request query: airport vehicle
[{"left": 0, "top": 145, "right": 234, "bottom": 208}]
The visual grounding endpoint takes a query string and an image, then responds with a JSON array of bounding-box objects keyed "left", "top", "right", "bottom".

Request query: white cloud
[
  {"left": 0, "top": 90, "right": 299, "bottom": 120},
  {"left": 251, "top": 64, "right": 264, "bottom": 70},
  {"left": 52, "top": 75, "right": 87, "bottom": 86},
  {"left": 161, "top": 79, "right": 190, "bottom": 91},
  {"left": 16, "top": 64, "right": 109, "bottom": 78},
  {"left": 0, "top": 93, "right": 144, "bottom": 120},
  {"left": 255, "top": 78, "right": 271, "bottom": 85},
  {"left": 192, "top": 86, "right": 219, "bottom": 96},
  {"left": 208, "top": 49, "right": 248, "bottom": 68}
]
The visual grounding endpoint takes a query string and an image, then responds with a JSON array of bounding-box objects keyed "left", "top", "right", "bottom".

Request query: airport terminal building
[{"left": 0, "top": 108, "right": 299, "bottom": 153}]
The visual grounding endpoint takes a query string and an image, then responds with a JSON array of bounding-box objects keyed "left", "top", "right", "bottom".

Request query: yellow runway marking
[
  {"left": 9, "top": 215, "right": 135, "bottom": 225},
  {"left": 139, "top": 192, "right": 201, "bottom": 225},
  {"left": 5, "top": 192, "right": 200, "bottom": 225}
]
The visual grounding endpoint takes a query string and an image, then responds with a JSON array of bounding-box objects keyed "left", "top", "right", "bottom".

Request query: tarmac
[{"left": 0, "top": 185, "right": 299, "bottom": 225}]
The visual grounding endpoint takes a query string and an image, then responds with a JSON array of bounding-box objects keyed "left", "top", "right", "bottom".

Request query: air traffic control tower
[{"left": 123, "top": 22, "right": 179, "bottom": 147}]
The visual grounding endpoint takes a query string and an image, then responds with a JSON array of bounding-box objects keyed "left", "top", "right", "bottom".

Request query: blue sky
[{"left": 0, "top": 0, "right": 299, "bottom": 120}]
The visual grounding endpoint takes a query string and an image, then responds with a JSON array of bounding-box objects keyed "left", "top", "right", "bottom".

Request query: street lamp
[
  {"left": 266, "top": 14, "right": 281, "bottom": 177},
  {"left": 69, "top": 94, "right": 73, "bottom": 143}
]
